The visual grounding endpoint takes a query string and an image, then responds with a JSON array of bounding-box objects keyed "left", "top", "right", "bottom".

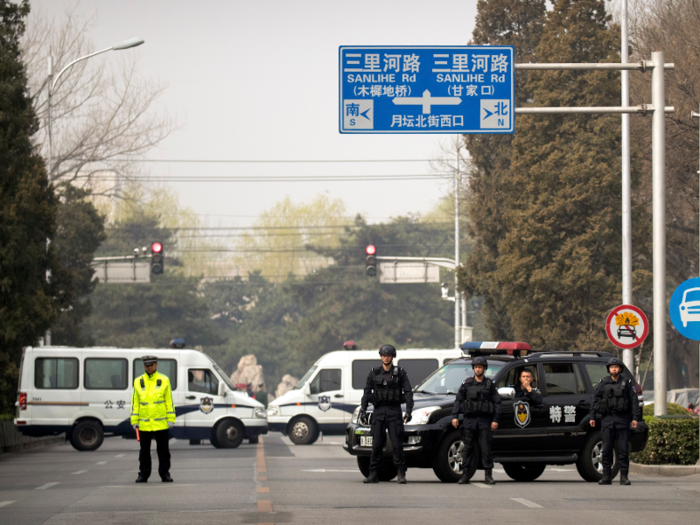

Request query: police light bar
[
  {"left": 366, "top": 244, "right": 376, "bottom": 255},
  {"left": 461, "top": 341, "right": 532, "bottom": 356}
]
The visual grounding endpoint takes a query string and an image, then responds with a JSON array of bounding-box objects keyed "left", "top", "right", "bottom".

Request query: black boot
[
  {"left": 457, "top": 465, "right": 470, "bottom": 484},
  {"left": 598, "top": 468, "right": 612, "bottom": 485},
  {"left": 135, "top": 474, "right": 148, "bottom": 483},
  {"left": 619, "top": 469, "right": 630, "bottom": 485},
  {"left": 484, "top": 468, "right": 495, "bottom": 485},
  {"left": 161, "top": 474, "right": 173, "bottom": 482},
  {"left": 363, "top": 471, "right": 379, "bottom": 483},
  {"left": 397, "top": 470, "right": 407, "bottom": 484}
]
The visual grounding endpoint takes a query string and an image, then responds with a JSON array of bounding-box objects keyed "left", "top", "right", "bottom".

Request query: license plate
[{"left": 360, "top": 436, "right": 373, "bottom": 447}]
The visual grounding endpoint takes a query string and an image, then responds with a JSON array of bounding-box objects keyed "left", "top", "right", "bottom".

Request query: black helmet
[
  {"left": 471, "top": 356, "right": 488, "bottom": 370},
  {"left": 606, "top": 357, "right": 623, "bottom": 371},
  {"left": 379, "top": 344, "right": 397, "bottom": 357}
]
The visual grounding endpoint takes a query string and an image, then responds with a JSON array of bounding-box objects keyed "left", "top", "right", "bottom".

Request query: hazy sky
[{"left": 34, "top": 0, "right": 480, "bottom": 227}]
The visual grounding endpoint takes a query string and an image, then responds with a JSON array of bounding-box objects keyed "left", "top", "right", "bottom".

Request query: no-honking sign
[{"left": 605, "top": 304, "right": 649, "bottom": 349}]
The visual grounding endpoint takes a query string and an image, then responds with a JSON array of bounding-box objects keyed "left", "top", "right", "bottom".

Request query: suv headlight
[
  {"left": 266, "top": 406, "right": 279, "bottom": 417},
  {"left": 351, "top": 406, "right": 361, "bottom": 424},
  {"left": 406, "top": 406, "right": 441, "bottom": 426},
  {"left": 254, "top": 408, "right": 267, "bottom": 418}
]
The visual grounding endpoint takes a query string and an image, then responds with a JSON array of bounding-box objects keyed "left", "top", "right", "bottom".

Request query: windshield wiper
[{"left": 414, "top": 389, "right": 435, "bottom": 395}]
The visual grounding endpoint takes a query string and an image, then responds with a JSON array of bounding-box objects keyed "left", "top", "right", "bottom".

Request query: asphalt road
[{"left": 0, "top": 433, "right": 698, "bottom": 525}]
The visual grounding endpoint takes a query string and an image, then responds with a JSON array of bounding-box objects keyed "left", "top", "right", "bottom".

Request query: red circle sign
[{"left": 605, "top": 304, "right": 649, "bottom": 349}]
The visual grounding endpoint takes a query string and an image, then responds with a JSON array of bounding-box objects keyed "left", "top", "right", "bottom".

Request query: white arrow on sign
[{"left": 392, "top": 89, "right": 462, "bottom": 114}]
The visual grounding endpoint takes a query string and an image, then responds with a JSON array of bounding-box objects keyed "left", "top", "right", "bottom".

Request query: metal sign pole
[
  {"left": 652, "top": 51, "right": 667, "bottom": 416},
  {"left": 621, "top": 0, "right": 634, "bottom": 373},
  {"left": 454, "top": 151, "right": 460, "bottom": 350}
]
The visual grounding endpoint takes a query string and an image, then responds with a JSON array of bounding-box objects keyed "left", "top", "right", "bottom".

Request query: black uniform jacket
[
  {"left": 589, "top": 376, "right": 642, "bottom": 428},
  {"left": 451, "top": 376, "right": 502, "bottom": 426},
  {"left": 515, "top": 386, "right": 543, "bottom": 406},
  {"left": 360, "top": 365, "right": 414, "bottom": 420}
]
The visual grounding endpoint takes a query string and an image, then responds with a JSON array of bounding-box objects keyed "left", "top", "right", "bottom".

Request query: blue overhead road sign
[
  {"left": 670, "top": 277, "right": 700, "bottom": 341},
  {"left": 339, "top": 46, "right": 514, "bottom": 134}
]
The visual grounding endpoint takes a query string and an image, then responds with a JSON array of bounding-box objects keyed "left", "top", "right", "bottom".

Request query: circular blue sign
[{"left": 669, "top": 277, "right": 700, "bottom": 341}]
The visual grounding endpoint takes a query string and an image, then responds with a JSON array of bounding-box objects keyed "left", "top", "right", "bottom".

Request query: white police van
[
  {"left": 14, "top": 346, "right": 267, "bottom": 451},
  {"left": 267, "top": 348, "right": 462, "bottom": 444}
]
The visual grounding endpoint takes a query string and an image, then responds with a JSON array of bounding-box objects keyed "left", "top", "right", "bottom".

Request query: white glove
[
  {"left": 132, "top": 424, "right": 138, "bottom": 430},
  {"left": 167, "top": 422, "right": 174, "bottom": 429}
]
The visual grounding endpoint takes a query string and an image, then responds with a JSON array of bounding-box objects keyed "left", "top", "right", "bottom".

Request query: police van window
[
  {"left": 309, "top": 369, "right": 341, "bottom": 395},
  {"left": 293, "top": 366, "right": 317, "bottom": 390},
  {"left": 497, "top": 365, "right": 538, "bottom": 389},
  {"left": 352, "top": 360, "right": 382, "bottom": 389},
  {"left": 188, "top": 369, "right": 219, "bottom": 395},
  {"left": 34, "top": 358, "right": 79, "bottom": 389},
  {"left": 542, "top": 363, "right": 586, "bottom": 395},
  {"left": 397, "top": 359, "right": 438, "bottom": 386},
  {"left": 85, "top": 358, "right": 128, "bottom": 390},
  {"left": 134, "top": 359, "right": 178, "bottom": 390}
]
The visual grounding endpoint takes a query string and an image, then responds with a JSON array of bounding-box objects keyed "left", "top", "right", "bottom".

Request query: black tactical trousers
[
  {"left": 601, "top": 426, "right": 630, "bottom": 470},
  {"left": 462, "top": 423, "right": 494, "bottom": 471},
  {"left": 369, "top": 409, "right": 406, "bottom": 472},
  {"left": 139, "top": 429, "right": 171, "bottom": 479}
]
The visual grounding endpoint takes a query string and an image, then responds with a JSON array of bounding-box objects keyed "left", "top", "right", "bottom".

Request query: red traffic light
[
  {"left": 151, "top": 242, "right": 163, "bottom": 254},
  {"left": 366, "top": 245, "right": 376, "bottom": 255}
]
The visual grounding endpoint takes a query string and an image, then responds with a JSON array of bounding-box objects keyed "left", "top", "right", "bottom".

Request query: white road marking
[
  {"left": 471, "top": 482, "right": 492, "bottom": 489},
  {"left": 96, "top": 461, "right": 107, "bottom": 465},
  {"left": 0, "top": 501, "right": 16, "bottom": 508},
  {"left": 36, "top": 482, "right": 59, "bottom": 490},
  {"left": 512, "top": 497, "right": 543, "bottom": 509},
  {"left": 301, "top": 469, "right": 358, "bottom": 473},
  {"left": 115, "top": 454, "right": 125, "bottom": 458},
  {"left": 71, "top": 470, "right": 87, "bottom": 475}
]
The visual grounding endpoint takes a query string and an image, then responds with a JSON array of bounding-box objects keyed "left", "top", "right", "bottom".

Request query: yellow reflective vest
[{"left": 130, "top": 371, "right": 176, "bottom": 431}]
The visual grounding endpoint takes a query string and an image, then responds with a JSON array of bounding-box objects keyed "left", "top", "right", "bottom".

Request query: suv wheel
[
  {"left": 288, "top": 416, "right": 319, "bottom": 445},
  {"left": 502, "top": 462, "right": 546, "bottom": 482},
  {"left": 70, "top": 420, "right": 104, "bottom": 451},
  {"left": 357, "top": 456, "right": 398, "bottom": 481},
  {"left": 431, "top": 430, "right": 476, "bottom": 483},
  {"left": 576, "top": 431, "right": 619, "bottom": 482}
]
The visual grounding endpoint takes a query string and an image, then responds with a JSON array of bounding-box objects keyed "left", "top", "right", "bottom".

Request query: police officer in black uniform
[
  {"left": 590, "top": 357, "right": 641, "bottom": 485},
  {"left": 514, "top": 368, "right": 542, "bottom": 405},
  {"left": 359, "top": 344, "right": 414, "bottom": 484},
  {"left": 451, "top": 356, "right": 501, "bottom": 485}
]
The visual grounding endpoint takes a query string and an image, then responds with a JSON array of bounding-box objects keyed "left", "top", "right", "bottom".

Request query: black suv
[{"left": 343, "top": 343, "right": 647, "bottom": 483}]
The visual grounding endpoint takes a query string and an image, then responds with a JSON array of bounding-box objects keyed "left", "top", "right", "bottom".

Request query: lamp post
[{"left": 43, "top": 37, "right": 144, "bottom": 346}]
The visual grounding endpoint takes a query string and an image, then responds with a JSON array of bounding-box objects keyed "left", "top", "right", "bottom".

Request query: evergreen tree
[
  {"left": 0, "top": 1, "right": 58, "bottom": 412},
  {"left": 461, "top": 0, "right": 547, "bottom": 339},
  {"left": 495, "top": 0, "right": 623, "bottom": 350}
]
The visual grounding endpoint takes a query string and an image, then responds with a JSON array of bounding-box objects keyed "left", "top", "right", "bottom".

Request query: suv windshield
[{"left": 416, "top": 361, "right": 505, "bottom": 394}]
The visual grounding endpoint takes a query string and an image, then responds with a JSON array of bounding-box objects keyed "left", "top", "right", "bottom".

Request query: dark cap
[{"left": 141, "top": 355, "right": 158, "bottom": 365}]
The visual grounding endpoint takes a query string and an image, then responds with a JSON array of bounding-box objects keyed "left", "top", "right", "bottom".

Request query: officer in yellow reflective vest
[{"left": 131, "top": 355, "right": 176, "bottom": 482}]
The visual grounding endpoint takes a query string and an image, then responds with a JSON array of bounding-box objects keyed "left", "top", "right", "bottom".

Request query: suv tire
[
  {"left": 357, "top": 456, "right": 398, "bottom": 481},
  {"left": 70, "top": 420, "right": 104, "bottom": 451},
  {"left": 214, "top": 419, "right": 245, "bottom": 448},
  {"left": 431, "top": 430, "right": 476, "bottom": 483},
  {"left": 288, "top": 416, "right": 319, "bottom": 445},
  {"left": 576, "top": 431, "right": 619, "bottom": 482},
  {"left": 502, "top": 462, "right": 546, "bottom": 482}
]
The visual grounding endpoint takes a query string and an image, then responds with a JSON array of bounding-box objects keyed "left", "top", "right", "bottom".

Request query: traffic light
[
  {"left": 365, "top": 244, "right": 377, "bottom": 277},
  {"left": 151, "top": 241, "right": 164, "bottom": 274}
]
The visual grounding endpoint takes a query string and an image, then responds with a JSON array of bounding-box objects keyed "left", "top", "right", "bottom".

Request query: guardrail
[{"left": 0, "top": 422, "right": 64, "bottom": 453}]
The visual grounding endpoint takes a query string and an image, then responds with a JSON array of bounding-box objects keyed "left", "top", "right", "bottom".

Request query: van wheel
[
  {"left": 502, "top": 462, "right": 546, "bottom": 481},
  {"left": 356, "top": 456, "right": 398, "bottom": 481},
  {"left": 288, "top": 416, "right": 319, "bottom": 445},
  {"left": 248, "top": 436, "right": 259, "bottom": 444},
  {"left": 431, "top": 430, "right": 476, "bottom": 483},
  {"left": 70, "top": 420, "right": 104, "bottom": 451},
  {"left": 214, "top": 419, "right": 245, "bottom": 448},
  {"left": 576, "top": 431, "right": 619, "bottom": 482}
]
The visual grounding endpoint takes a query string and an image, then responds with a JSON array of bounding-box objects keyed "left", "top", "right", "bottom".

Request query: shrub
[
  {"left": 643, "top": 403, "right": 691, "bottom": 417},
  {"left": 631, "top": 416, "right": 699, "bottom": 465}
]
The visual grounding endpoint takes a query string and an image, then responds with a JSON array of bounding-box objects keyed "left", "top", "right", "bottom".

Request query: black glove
[{"left": 403, "top": 412, "right": 412, "bottom": 424}]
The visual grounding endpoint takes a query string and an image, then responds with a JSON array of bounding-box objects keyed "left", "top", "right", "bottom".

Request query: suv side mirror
[
  {"left": 498, "top": 387, "right": 515, "bottom": 399},
  {"left": 218, "top": 382, "right": 226, "bottom": 397}
]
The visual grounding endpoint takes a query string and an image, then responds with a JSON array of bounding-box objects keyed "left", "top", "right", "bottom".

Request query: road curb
[{"left": 630, "top": 462, "right": 700, "bottom": 477}]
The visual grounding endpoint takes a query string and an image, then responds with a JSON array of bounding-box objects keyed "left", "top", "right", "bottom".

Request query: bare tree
[{"left": 21, "top": 2, "right": 177, "bottom": 196}]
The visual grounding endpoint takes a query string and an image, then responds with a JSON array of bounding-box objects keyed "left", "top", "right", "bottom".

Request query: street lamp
[
  {"left": 43, "top": 37, "right": 144, "bottom": 346},
  {"left": 47, "top": 37, "right": 144, "bottom": 180}
]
